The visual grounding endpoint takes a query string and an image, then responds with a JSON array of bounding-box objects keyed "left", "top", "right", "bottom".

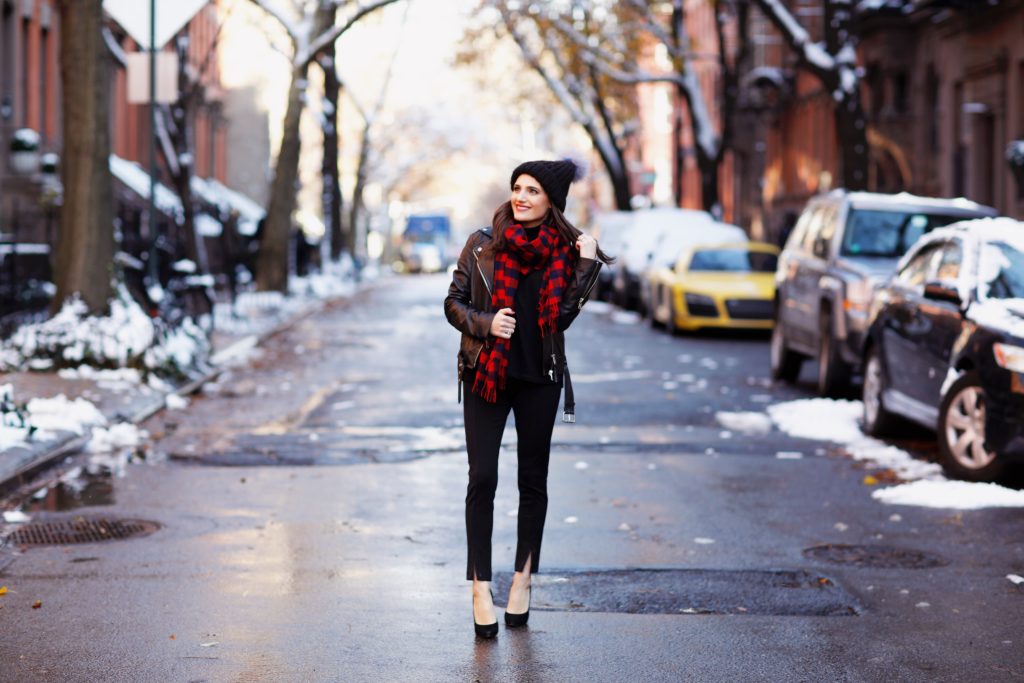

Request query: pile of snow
[
  {"left": 24, "top": 394, "right": 106, "bottom": 435},
  {"left": 716, "top": 411, "right": 773, "bottom": 435},
  {"left": 86, "top": 422, "right": 146, "bottom": 453},
  {"left": 873, "top": 480, "right": 1024, "bottom": 509},
  {"left": 768, "top": 398, "right": 1024, "bottom": 509},
  {"left": 0, "top": 286, "right": 210, "bottom": 380}
]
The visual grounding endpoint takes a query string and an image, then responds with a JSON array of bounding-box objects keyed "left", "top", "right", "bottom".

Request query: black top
[{"left": 507, "top": 227, "right": 557, "bottom": 384}]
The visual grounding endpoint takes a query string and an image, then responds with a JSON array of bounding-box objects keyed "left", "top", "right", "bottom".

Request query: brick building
[{"left": 0, "top": 0, "right": 253, "bottom": 327}]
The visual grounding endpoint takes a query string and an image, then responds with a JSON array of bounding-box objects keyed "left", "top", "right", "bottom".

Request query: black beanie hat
[{"left": 510, "top": 159, "right": 582, "bottom": 213}]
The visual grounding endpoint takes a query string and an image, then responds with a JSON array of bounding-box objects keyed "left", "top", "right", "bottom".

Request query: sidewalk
[{"left": 0, "top": 291, "right": 334, "bottom": 497}]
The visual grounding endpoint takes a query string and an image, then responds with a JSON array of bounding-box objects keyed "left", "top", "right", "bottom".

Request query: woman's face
[{"left": 510, "top": 174, "right": 551, "bottom": 228}]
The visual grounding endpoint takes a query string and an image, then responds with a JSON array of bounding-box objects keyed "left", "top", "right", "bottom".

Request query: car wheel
[
  {"left": 937, "top": 371, "right": 1004, "bottom": 482},
  {"left": 817, "top": 311, "right": 850, "bottom": 397},
  {"left": 769, "top": 315, "right": 802, "bottom": 382},
  {"left": 861, "top": 346, "right": 898, "bottom": 437}
]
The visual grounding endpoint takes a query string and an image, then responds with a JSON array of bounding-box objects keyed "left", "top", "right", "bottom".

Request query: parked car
[
  {"left": 638, "top": 219, "right": 748, "bottom": 318},
  {"left": 587, "top": 211, "right": 633, "bottom": 301},
  {"left": 612, "top": 208, "right": 723, "bottom": 313},
  {"left": 648, "top": 241, "right": 779, "bottom": 333},
  {"left": 770, "top": 190, "right": 997, "bottom": 396},
  {"left": 860, "top": 217, "right": 1024, "bottom": 481}
]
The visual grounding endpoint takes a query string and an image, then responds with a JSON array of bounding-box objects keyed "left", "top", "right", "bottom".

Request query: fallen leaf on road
[
  {"left": 0, "top": 586, "right": 7, "bottom": 596},
  {"left": 170, "top": 635, "right": 176, "bottom": 640},
  {"left": 834, "top": 522, "right": 849, "bottom": 532},
  {"left": 863, "top": 475, "right": 879, "bottom": 486},
  {"left": 200, "top": 642, "right": 219, "bottom": 648},
  {"left": 818, "top": 577, "right": 832, "bottom": 586},
  {"left": 32, "top": 600, "right": 41, "bottom": 609}
]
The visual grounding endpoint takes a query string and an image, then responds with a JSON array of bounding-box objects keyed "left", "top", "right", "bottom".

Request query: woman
[{"left": 444, "top": 159, "right": 612, "bottom": 638}]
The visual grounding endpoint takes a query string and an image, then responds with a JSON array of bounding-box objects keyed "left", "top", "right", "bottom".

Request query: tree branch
[
  {"left": 247, "top": 0, "right": 302, "bottom": 43},
  {"left": 295, "top": 0, "right": 403, "bottom": 68}
]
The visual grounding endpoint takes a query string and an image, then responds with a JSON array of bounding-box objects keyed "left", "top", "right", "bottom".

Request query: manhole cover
[
  {"left": 803, "top": 544, "right": 947, "bottom": 569},
  {"left": 5, "top": 517, "right": 160, "bottom": 546}
]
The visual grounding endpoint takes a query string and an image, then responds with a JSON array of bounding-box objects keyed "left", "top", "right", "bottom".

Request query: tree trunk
[
  {"left": 320, "top": 26, "right": 346, "bottom": 262},
  {"left": 350, "top": 123, "right": 371, "bottom": 255},
  {"left": 256, "top": 8, "right": 334, "bottom": 292},
  {"left": 53, "top": 0, "right": 113, "bottom": 313},
  {"left": 835, "top": 94, "right": 869, "bottom": 191},
  {"left": 696, "top": 150, "right": 721, "bottom": 217},
  {"left": 256, "top": 62, "right": 309, "bottom": 292},
  {"left": 673, "top": 85, "right": 685, "bottom": 207}
]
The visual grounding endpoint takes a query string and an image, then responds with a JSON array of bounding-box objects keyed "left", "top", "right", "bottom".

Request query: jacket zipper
[
  {"left": 578, "top": 267, "right": 600, "bottom": 309},
  {"left": 473, "top": 249, "right": 492, "bottom": 297}
]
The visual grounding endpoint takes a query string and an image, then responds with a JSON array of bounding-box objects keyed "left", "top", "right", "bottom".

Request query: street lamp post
[{"left": 147, "top": 0, "right": 159, "bottom": 286}]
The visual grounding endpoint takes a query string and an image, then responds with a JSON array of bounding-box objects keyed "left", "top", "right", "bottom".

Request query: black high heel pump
[
  {"left": 504, "top": 586, "right": 531, "bottom": 627},
  {"left": 474, "top": 590, "right": 498, "bottom": 639}
]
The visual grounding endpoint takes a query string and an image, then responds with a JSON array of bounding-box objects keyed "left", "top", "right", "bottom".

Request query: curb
[{"left": 0, "top": 296, "right": 335, "bottom": 497}]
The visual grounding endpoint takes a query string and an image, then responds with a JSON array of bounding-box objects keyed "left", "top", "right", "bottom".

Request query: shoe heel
[
  {"left": 474, "top": 589, "right": 498, "bottom": 639},
  {"left": 504, "top": 586, "right": 531, "bottom": 628}
]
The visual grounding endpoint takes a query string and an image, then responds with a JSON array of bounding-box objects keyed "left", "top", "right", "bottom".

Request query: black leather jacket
[{"left": 444, "top": 228, "right": 602, "bottom": 405}]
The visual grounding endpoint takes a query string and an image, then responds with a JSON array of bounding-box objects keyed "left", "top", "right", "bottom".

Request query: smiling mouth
[{"left": 514, "top": 204, "right": 530, "bottom": 211}]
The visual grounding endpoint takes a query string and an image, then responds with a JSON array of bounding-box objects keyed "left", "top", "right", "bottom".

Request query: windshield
[
  {"left": 688, "top": 249, "right": 778, "bottom": 273},
  {"left": 978, "top": 241, "right": 1024, "bottom": 300},
  {"left": 841, "top": 209, "right": 965, "bottom": 257}
]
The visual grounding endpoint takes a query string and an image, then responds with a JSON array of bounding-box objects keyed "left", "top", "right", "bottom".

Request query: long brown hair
[{"left": 486, "top": 201, "right": 615, "bottom": 264}]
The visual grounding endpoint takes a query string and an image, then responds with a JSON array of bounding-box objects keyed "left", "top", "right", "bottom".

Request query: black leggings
[{"left": 463, "top": 372, "right": 562, "bottom": 581}]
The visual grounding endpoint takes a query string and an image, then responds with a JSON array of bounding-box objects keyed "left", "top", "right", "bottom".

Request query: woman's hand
[
  {"left": 576, "top": 234, "right": 597, "bottom": 260},
  {"left": 490, "top": 307, "right": 516, "bottom": 339}
]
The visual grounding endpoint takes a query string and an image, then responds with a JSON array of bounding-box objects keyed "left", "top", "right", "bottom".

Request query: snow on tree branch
[
  {"left": 248, "top": 0, "right": 303, "bottom": 44},
  {"left": 295, "top": 0, "right": 404, "bottom": 68}
]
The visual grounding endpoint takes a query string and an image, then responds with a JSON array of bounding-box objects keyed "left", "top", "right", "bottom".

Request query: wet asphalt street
[{"left": 1, "top": 273, "right": 1023, "bottom": 682}]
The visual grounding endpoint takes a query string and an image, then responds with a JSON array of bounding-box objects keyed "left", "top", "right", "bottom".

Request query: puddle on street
[{"left": 24, "top": 468, "right": 116, "bottom": 512}]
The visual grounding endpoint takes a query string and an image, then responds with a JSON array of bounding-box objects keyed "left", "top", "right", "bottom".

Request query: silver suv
[{"left": 770, "top": 190, "right": 996, "bottom": 396}]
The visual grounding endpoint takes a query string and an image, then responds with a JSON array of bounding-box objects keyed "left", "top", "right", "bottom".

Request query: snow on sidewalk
[{"left": 761, "top": 398, "right": 1024, "bottom": 510}]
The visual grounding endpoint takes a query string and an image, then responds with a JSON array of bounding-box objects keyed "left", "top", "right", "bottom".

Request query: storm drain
[
  {"left": 803, "top": 544, "right": 947, "bottom": 569},
  {"left": 4, "top": 517, "right": 160, "bottom": 546},
  {"left": 492, "top": 568, "right": 860, "bottom": 616}
]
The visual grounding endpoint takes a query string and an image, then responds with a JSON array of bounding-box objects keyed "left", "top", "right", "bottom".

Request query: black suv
[
  {"left": 770, "top": 190, "right": 996, "bottom": 396},
  {"left": 861, "top": 218, "right": 1024, "bottom": 481}
]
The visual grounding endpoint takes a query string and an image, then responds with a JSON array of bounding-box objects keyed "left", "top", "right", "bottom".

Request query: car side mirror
[{"left": 923, "top": 281, "right": 962, "bottom": 307}]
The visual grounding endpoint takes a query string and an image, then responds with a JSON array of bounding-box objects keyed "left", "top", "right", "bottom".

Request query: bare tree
[
  {"left": 248, "top": 0, "right": 403, "bottom": 292},
  {"left": 542, "top": 0, "right": 748, "bottom": 215},
  {"left": 318, "top": 34, "right": 346, "bottom": 262},
  {"left": 752, "top": 0, "right": 868, "bottom": 190},
  {"left": 342, "top": 2, "right": 408, "bottom": 253},
  {"left": 469, "top": 1, "right": 637, "bottom": 211},
  {"left": 53, "top": 0, "right": 114, "bottom": 313}
]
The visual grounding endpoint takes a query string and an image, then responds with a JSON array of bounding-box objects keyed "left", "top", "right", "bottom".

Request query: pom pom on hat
[{"left": 510, "top": 158, "right": 584, "bottom": 212}]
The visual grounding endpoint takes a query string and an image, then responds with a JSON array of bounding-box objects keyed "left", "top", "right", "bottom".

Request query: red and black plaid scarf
[{"left": 472, "top": 224, "right": 573, "bottom": 402}]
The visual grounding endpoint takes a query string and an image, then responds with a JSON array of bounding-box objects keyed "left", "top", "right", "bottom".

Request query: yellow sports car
[{"left": 648, "top": 242, "right": 780, "bottom": 332}]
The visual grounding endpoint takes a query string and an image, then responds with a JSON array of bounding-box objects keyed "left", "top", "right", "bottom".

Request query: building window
[
  {"left": 20, "top": 15, "right": 29, "bottom": 126},
  {"left": 1, "top": 1, "right": 14, "bottom": 122},
  {"left": 893, "top": 72, "right": 908, "bottom": 115},
  {"left": 927, "top": 66, "right": 939, "bottom": 152},
  {"left": 39, "top": 26, "right": 47, "bottom": 138}
]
